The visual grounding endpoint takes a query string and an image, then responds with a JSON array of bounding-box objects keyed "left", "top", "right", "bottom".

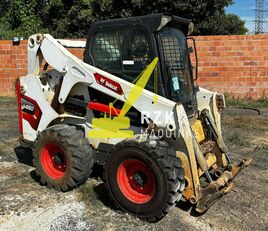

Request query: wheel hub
[
  {"left": 53, "top": 153, "right": 64, "bottom": 165},
  {"left": 40, "top": 143, "right": 66, "bottom": 179},
  {"left": 117, "top": 159, "right": 156, "bottom": 204},
  {"left": 133, "top": 170, "right": 147, "bottom": 187}
]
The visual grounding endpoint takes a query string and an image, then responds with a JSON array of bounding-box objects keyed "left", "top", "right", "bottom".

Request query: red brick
[{"left": 1, "top": 35, "right": 268, "bottom": 99}]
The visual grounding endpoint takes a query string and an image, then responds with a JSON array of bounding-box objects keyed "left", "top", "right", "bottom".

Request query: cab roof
[{"left": 89, "top": 13, "right": 193, "bottom": 35}]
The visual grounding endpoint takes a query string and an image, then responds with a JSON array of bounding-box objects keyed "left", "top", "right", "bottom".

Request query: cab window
[{"left": 90, "top": 27, "right": 154, "bottom": 91}]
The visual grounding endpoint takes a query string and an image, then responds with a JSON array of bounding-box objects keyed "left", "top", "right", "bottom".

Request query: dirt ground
[{"left": 0, "top": 97, "right": 267, "bottom": 231}]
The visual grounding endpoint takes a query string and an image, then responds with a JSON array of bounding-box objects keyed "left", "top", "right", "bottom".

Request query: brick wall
[
  {"left": 0, "top": 35, "right": 267, "bottom": 98},
  {"left": 0, "top": 40, "right": 27, "bottom": 96},
  {"left": 194, "top": 35, "right": 268, "bottom": 99}
]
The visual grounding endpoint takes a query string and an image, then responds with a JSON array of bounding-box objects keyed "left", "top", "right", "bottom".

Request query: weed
[
  {"left": 77, "top": 180, "right": 110, "bottom": 209},
  {"left": 257, "top": 146, "right": 268, "bottom": 156},
  {"left": 0, "top": 148, "right": 3, "bottom": 156},
  {"left": 0, "top": 96, "right": 13, "bottom": 100},
  {"left": 223, "top": 116, "right": 268, "bottom": 131},
  {"left": 0, "top": 118, "right": 9, "bottom": 126},
  {"left": 227, "top": 131, "right": 247, "bottom": 146},
  {"left": 225, "top": 96, "right": 268, "bottom": 108}
]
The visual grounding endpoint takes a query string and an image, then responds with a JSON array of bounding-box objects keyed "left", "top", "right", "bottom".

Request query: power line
[{"left": 254, "top": 0, "right": 267, "bottom": 34}]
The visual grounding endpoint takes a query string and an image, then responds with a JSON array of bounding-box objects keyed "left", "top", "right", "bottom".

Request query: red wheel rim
[
  {"left": 117, "top": 159, "right": 156, "bottom": 204},
  {"left": 40, "top": 143, "right": 67, "bottom": 179}
]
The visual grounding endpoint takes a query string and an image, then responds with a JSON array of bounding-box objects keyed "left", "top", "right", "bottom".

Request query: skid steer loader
[{"left": 17, "top": 13, "right": 251, "bottom": 221}]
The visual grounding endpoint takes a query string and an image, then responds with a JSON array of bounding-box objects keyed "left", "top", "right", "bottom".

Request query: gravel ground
[{"left": 0, "top": 97, "right": 267, "bottom": 231}]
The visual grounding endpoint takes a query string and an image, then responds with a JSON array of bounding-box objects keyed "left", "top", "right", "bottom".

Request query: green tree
[
  {"left": 67, "top": 0, "right": 93, "bottom": 38},
  {"left": 31, "top": 0, "right": 93, "bottom": 38},
  {"left": 0, "top": 0, "right": 45, "bottom": 39},
  {"left": 223, "top": 14, "right": 248, "bottom": 35},
  {"left": 38, "top": 0, "right": 74, "bottom": 38},
  {"left": 90, "top": 0, "right": 248, "bottom": 35},
  {"left": 0, "top": 0, "right": 248, "bottom": 39},
  {"left": 43, "top": 0, "right": 93, "bottom": 38}
]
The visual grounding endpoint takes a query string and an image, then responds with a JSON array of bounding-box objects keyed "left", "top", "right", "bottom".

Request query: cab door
[{"left": 87, "top": 26, "right": 156, "bottom": 92}]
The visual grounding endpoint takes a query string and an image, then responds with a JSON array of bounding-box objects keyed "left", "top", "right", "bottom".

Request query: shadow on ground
[
  {"left": 93, "top": 183, "right": 118, "bottom": 210},
  {"left": 14, "top": 146, "right": 34, "bottom": 166}
]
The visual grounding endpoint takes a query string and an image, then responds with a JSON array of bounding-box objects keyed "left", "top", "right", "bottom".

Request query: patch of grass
[
  {"left": 227, "top": 131, "right": 247, "bottom": 146},
  {"left": 77, "top": 180, "right": 147, "bottom": 227},
  {"left": 223, "top": 116, "right": 268, "bottom": 131},
  {"left": 78, "top": 181, "right": 96, "bottom": 203},
  {"left": 225, "top": 96, "right": 268, "bottom": 108},
  {"left": 12, "top": 172, "right": 33, "bottom": 184},
  {"left": 0, "top": 118, "right": 9, "bottom": 126},
  {"left": 77, "top": 180, "right": 113, "bottom": 209},
  {"left": 0, "top": 96, "right": 15, "bottom": 100},
  {"left": 257, "top": 145, "right": 268, "bottom": 156},
  {"left": 0, "top": 148, "right": 4, "bottom": 156}
]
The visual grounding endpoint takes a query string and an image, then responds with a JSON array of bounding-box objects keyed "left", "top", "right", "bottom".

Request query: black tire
[
  {"left": 103, "top": 135, "right": 185, "bottom": 221},
  {"left": 33, "top": 124, "right": 94, "bottom": 191}
]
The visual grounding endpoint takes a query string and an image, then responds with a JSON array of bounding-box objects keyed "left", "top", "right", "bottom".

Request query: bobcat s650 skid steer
[{"left": 17, "top": 13, "right": 251, "bottom": 221}]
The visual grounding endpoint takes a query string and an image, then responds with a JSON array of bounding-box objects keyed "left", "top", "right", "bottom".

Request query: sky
[{"left": 225, "top": 0, "right": 268, "bottom": 33}]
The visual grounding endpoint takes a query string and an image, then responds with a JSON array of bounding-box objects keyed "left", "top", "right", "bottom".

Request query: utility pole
[{"left": 254, "top": 0, "right": 267, "bottom": 34}]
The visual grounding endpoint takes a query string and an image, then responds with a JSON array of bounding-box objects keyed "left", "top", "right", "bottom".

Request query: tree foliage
[
  {"left": 0, "top": 0, "right": 248, "bottom": 39},
  {"left": 0, "top": 0, "right": 45, "bottom": 39},
  {"left": 222, "top": 14, "right": 248, "bottom": 35}
]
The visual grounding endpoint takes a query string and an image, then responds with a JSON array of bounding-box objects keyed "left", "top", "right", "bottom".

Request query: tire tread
[
  {"left": 33, "top": 124, "right": 94, "bottom": 192},
  {"left": 103, "top": 134, "right": 185, "bottom": 221}
]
